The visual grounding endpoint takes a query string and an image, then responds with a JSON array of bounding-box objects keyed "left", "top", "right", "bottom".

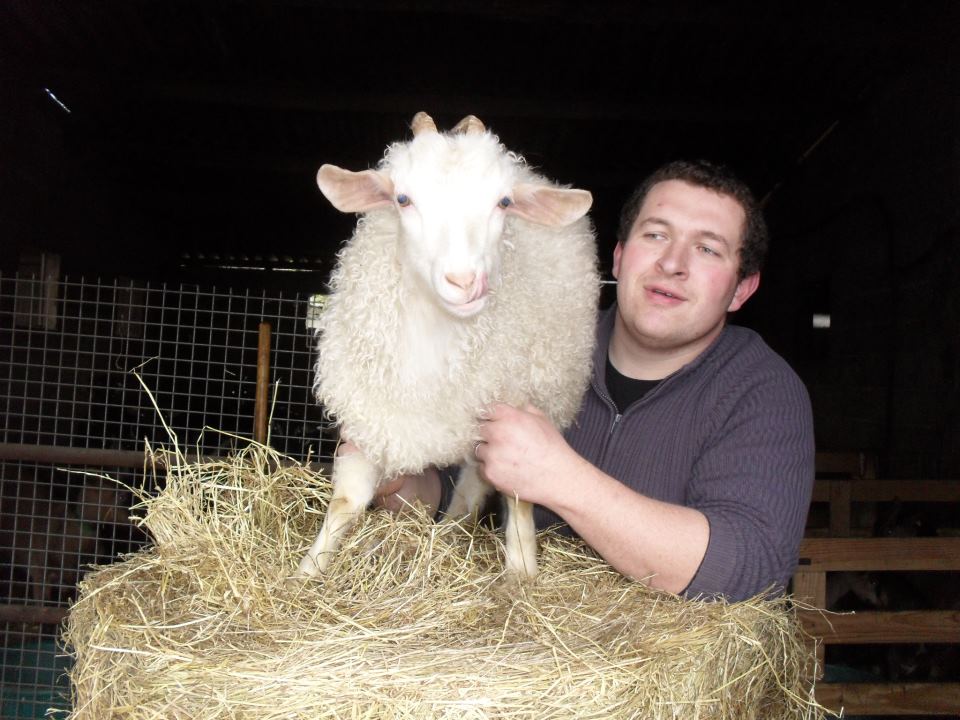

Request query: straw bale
[{"left": 63, "top": 444, "right": 824, "bottom": 719}]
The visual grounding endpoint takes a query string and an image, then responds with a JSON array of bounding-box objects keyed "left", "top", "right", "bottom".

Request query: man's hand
[
  {"left": 472, "top": 404, "right": 709, "bottom": 594},
  {"left": 474, "top": 403, "right": 585, "bottom": 507}
]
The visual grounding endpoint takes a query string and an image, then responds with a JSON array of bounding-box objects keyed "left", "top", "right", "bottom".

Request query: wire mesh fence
[{"left": 0, "top": 272, "right": 331, "bottom": 717}]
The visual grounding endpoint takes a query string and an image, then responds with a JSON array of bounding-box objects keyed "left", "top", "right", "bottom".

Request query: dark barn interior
[
  {"left": 3, "top": 1, "right": 958, "bottom": 475},
  {"left": 2, "top": 1, "right": 960, "bottom": 716}
]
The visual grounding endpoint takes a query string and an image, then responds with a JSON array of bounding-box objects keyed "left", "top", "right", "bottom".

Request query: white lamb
[{"left": 298, "top": 112, "right": 599, "bottom": 580}]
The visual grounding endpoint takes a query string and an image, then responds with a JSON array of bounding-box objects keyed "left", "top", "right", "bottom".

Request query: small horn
[
  {"left": 452, "top": 115, "right": 485, "bottom": 135},
  {"left": 411, "top": 112, "right": 438, "bottom": 136}
]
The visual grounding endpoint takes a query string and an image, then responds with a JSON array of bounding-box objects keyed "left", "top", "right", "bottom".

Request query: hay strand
[{"left": 64, "top": 443, "right": 824, "bottom": 719}]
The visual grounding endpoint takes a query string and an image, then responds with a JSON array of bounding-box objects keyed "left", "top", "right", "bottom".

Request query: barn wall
[{"left": 759, "top": 59, "right": 960, "bottom": 477}]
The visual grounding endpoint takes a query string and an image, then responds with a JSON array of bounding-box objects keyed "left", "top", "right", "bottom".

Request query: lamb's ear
[
  {"left": 317, "top": 165, "right": 395, "bottom": 213},
  {"left": 508, "top": 184, "right": 593, "bottom": 227}
]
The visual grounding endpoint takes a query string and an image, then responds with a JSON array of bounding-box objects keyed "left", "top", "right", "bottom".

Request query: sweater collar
[{"left": 593, "top": 303, "right": 730, "bottom": 395}]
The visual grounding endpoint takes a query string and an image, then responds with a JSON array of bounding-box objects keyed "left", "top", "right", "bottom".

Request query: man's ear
[
  {"left": 612, "top": 241, "right": 624, "bottom": 280},
  {"left": 728, "top": 272, "right": 760, "bottom": 312}
]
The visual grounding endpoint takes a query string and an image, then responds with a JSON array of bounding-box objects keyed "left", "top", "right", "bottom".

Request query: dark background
[{"left": 2, "top": 1, "right": 958, "bottom": 476}]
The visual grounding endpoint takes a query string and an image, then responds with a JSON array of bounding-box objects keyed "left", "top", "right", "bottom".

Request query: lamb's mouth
[{"left": 444, "top": 296, "right": 488, "bottom": 317}]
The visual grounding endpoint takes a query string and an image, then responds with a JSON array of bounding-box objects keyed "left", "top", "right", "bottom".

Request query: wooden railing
[{"left": 796, "top": 454, "right": 960, "bottom": 716}]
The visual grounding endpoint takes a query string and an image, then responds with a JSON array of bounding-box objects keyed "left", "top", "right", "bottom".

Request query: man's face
[{"left": 612, "top": 179, "right": 759, "bottom": 359}]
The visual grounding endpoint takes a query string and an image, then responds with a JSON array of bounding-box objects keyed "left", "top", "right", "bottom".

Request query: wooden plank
[
  {"left": 0, "top": 604, "right": 69, "bottom": 625},
  {"left": 816, "top": 681, "right": 960, "bottom": 715},
  {"left": 810, "top": 478, "right": 960, "bottom": 503},
  {"left": 797, "top": 537, "right": 960, "bottom": 571},
  {"left": 0, "top": 444, "right": 334, "bottom": 476},
  {"left": 849, "top": 479, "right": 960, "bottom": 503},
  {"left": 792, "top": 572, "right": 826, "bottom": 676},
  {"left": 815, "top": 451, "right": 866, "bottom": 477},
  {"left": 792, "top": 572, "right": 826, "bottom": 608},
  {"left": 0, "top": 442, "right": 150, "bottom": 467},
  {"left": 810, "top": 481, "right": 831, "bottom": 502},
  {"left": 829, "top": 480, "right": 851, "bottom": 536},
  {"left": 800, "top": 609, "right": 960, "bottom": 644}
]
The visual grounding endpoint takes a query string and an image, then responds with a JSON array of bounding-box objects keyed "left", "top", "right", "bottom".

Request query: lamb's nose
[{"left": 444, "top": 272, "right": 476, "bottom": 291}]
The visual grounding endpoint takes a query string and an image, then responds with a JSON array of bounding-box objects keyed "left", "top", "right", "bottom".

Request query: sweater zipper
[
  {"left": 610, "top": 412, "right": 623, "bottom": 436},
  {"left": 598, "top": 410, "right": 623, "bottom": 463},
  {"left": 589, "top": 371, "right": 625, "bottom": 464}
]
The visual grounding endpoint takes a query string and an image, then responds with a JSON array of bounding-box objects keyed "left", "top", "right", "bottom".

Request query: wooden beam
[
  {"left": 0, "top": 442, "right": 148, "bottom": 467},
  {"left": 797, "top": 537, "right": 960, "bottom": 571},
  {"left": 816, "top": 682, "right": 960, "bottom": 715},
  {"left": 800, "top": 609, "right": 960, "bottom": 644},
  {"left": 849, "top": 479, "right": 960, "bottom": 502},
  {"left": 0, "top": 442, "right": 208, "bottom": 468},
  {"left": 810, "top": 478, "right": 960, "bottom": 503},
  {"left": 0, "top": 604, "right": 69, "bottom": 625},
  {"left": 815, "top": 451, "right": 871, "bottom": 477}
]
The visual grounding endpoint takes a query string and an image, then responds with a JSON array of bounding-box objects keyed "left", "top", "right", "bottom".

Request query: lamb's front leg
[
  {"left": 447, "top": 460, "right": 538, "bottom": 579},
  {"left": 444, "top": 458, "right": 493, "bottom": 520},
  {"left": 298, "top": 451, "right": 378, "bottom": 577},
  {"left": 504, "top": 497, "right": 538, "bottom": 580}
]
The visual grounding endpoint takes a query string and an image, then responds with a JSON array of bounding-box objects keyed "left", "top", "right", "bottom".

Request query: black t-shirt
[{"left": 605, "top": 354, "right": 661, "bottom": 412}]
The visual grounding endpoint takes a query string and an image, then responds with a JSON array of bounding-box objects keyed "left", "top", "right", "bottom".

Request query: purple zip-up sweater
[{"left": 535, "top": 305, "right": 815, "bottom": 601}]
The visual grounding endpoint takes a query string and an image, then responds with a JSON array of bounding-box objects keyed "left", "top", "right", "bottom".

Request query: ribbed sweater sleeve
[
  {"left": 538, "top": 306, "right": 815, "bottom": 601},
  {"left": 683, "top": 340, "right": 815, "bottom": 600}
]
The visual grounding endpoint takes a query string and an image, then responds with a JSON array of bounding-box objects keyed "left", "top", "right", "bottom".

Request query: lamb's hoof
[
  {"left": 440, "top": 511, "right": 475, "bottom": 528},
  {"left": 504, "top": 565, "right": 538, "bottom": 584},
  {"left": 282, "top": 574, "right": 312, "bottom": 595},
  {"left": 296, "top": 554, "right": 326, "bottom": 579}
]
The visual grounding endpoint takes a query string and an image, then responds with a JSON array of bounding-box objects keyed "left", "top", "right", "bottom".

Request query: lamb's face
[
  {"left": 389, "top": 133, "right": 517, "bottom": 318},
  {"left": 316, "top": 115, "right": 593, "bottom": 321}
]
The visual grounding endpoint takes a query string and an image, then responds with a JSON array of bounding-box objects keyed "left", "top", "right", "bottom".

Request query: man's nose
[{"left": 656, "top": 242, "right": 689, "bottom": 277}]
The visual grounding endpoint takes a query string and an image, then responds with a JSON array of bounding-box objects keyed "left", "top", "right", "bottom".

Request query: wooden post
[
  {"left": 792, "top": 566, "right": 827, "bottom": 678},
  {"left": 828, "top": 480, "right": 851, "bottom": 536},
  {"left": 254, "top": 322, "right": 272, "bottom": 445}
]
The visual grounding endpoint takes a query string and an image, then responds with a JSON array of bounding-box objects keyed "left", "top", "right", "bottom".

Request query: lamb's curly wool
[
  {"left": 314, "top": 138, "right": 599, "bottom": 477},
  {"left": 298, "top": 115, "right": 600, "bottom": 579}
]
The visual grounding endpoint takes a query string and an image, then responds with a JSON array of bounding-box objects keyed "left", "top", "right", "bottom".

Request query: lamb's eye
[
  {"left": 498, "top": 196, "right": 512, "bottom": 209},
  {"left": 397, "top": 194, "right": 411, "bottom": 207}
]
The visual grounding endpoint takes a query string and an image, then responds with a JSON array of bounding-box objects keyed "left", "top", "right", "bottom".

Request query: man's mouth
[{"left": 647, "top": 286, "right": 685, "bottom": 301}]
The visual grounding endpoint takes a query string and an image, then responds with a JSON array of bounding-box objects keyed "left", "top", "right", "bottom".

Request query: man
[{"left": 374, "top": 159, "right": 814, "bottom": 601}]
